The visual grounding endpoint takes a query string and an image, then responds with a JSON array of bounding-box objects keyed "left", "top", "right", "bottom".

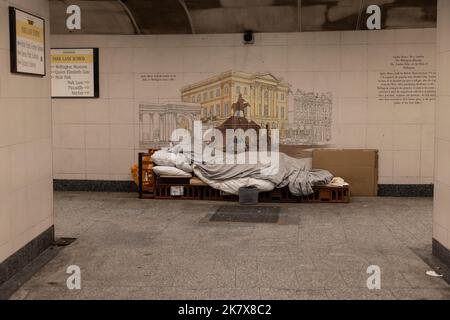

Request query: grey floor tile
[{"left": 9, "top": 193, "right": 447, "bottom": 300}]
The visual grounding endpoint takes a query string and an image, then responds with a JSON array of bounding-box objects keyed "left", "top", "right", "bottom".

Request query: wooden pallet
[
  {"left": 150, "top": 183, "right": 350, "bottom": 203},
  {"left": 260, "top": 185, "right": 350, "bottom": 203},
  {"left": 154, "top": 184, "right": 202, "bottom": 200}
]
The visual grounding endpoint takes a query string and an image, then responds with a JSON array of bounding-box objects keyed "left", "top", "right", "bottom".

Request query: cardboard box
[
  {"left": 279, "top": 145, "right": 312, "bottom": 159},
  {"left": 312, "top": 149, "right": 379, "bottom": 196}
]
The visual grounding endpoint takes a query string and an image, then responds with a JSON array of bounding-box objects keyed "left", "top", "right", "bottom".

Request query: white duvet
[
  {"left": 152, "top": 145, "right": 323, "bottom": 196},
  {"left": 193, "top": 166, "right": 275, "bottom": 195}
]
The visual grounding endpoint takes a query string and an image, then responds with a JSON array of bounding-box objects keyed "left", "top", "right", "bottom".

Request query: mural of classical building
[
  {"left": 180, "top": 70, "right": 290, "bottom": 134},
  {"left": 139, "top": 102, "right": 201, "bottom": 148},
  {"left": 286, "top": 90, "right": 333, "bottom": 145}
]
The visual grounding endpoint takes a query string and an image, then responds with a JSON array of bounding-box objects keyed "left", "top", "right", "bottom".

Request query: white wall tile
[
  {"left": 341, "top": 31, "right": 368, "bottom": 45},
  {"left": 339, "top": 72, "right": 368, "bottom": 98},
  {"left": 368, "top": 45, "right": 395, "bottom": 71},
  {"left": 368, "top": 30, "right": 396, "bottom": 44},
  {"left": 85, "top": 125, "right": 110, "bottom": 149},
  {"left": 85, "top": 99, "right": 110, "bottom": 124},
  {"left": 287, "top": 46, "right": 315, "bottom": 71},
  {"left": 133, "top": 48, "right": 184, "bottom": 73},
  {"left": 110, "top": 125, "right": 135, "bottom": 149},
  {"left": 109, "top": 48, "right": 134, "bottom": 73},
  {"left": 110, "top": 99, "right": 135, "bottom": 124},
  {"left": 367, "top": 99, "right": 394, "bottom": 124},
  {"left": 109, "top": 74, "right": 134, "bottom": 99},
  {"left": 53, "top": 149, "right": 86, "bottom": 175},
  {"left": 421, "top": 149, "right": 435, "bottom": 178},
  {"left": 53, "top": 124, "right": 85, "bottom": 149},
  {"left": 337, "top": 125, "right": 366, "bottom": 148},
  {"left": 260, "top": 46, "right": 288, "bottom": 72},
  {"left": 393, "top": 104, "right": 422, "bottom": 124},
  {"left": 420, "top": 101, "right": 436, "bottom": 124},
  {"left": 86, "top": 149, "right": 110, "bottom": 174},
  {"left": 435, "top": 139, "right": 450, "bottom": 186},
  {"left": 338, "top": 98, "right": 367, "bottom": 124},
  {"left": 395, "top": 29, "right": 437, "bottom": 44},
  {"left": 393, "top": 150, "right": 421, "bottom": 177},
  {"left": 421, "top": 125, "right": 435, "bottom": 150},
  {"left": 0, "top": 191, "right": 12, "bottom": 246},
  {"left": 341, "top": 45, "right": 368, "bottom": 71},
  {"left": 436, "top": 96, "right": 450, "bottom": 141},
  {"left": 110, "top": 149, "right": 135, "bottom": 176},
  {"left": 314, "top": 32, "right": 341, "bottom": 45},
  {"left": 286, "top": 32, "right": 315, "bottom": 45},
  {"left": 52, "top": 99, "right": 85, "bottom": 124},
  {"left": 313, "top": 46, "right": 340, "bottom": 72},
  {"left": 10, "top": 144, "right": 26, "bottom": 191},
  {"left": 393, "top": 125, "right": 422, "bottom": 150},
  {"left": 366, "top": 125, "right": 393, "bottom": 150},
  {"left": 378, "top": 150, "right": 393, "bottom": 178}
]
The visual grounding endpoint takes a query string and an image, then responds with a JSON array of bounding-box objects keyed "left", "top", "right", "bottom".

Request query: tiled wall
[
  {"left": 51, "top": 29, "right": 437, "bottom": 184},
  {"left": 434, "top": 0, "right": 450, "bottom": 251},
  {"left": 0, "top": 0, "right": 53, "bottom": 263}
]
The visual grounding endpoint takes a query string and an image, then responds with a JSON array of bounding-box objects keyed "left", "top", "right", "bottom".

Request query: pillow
[
  {"left": 153, "top": 166, "right": 192, "bottom": 177},
  {"left": 152, "top": 149, "right": 177, "bottom": 167}
]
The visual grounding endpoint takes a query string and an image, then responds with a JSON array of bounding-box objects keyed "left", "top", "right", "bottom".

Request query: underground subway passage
[{"left": 0, "top": 0, "right": 450, "bottom": 304}]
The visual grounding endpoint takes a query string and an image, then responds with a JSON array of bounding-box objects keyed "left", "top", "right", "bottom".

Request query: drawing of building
[
  {"left": 180, "top": 70, "right": 290, "bottom": 135},
  {"left": 285, "top": 90, "right": 333, "bottom": 145},
  {"left": 139, "top": 102, "right": 201, "bottom": 148}
]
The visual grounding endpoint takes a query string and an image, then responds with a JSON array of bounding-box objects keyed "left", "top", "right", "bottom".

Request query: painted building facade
[
  {"left": 139, "top": 102, "right": 201, "bottom": 148},
  {"left": 180, "top": 70, "right": 290, "bottom": 133},
  {"left": 286, "top": 90, "right": 333, "bottom": 145}
]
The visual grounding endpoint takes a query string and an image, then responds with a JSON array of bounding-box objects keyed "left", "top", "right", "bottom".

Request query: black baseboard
[
  {"left": 0, "top": 226, "right": 54, "bottom": 288},
  {"left": 54, "top": 180, "right": 137, "bottom": 193},
  {"left": 432, "top": 238, "right": 450, "bottom": 284},
  {"left": 54, "top": 180, "right": 433, "bottom": 197},
  {"left": 378, "top": 184, "right": 434, "bottom": 197},
  {"left": 433, "top": 238, "right": 450, "bottom": 267}
]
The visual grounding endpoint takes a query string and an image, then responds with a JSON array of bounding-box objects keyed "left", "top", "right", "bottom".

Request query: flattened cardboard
[{"left": 312, "top": 149, "right": 379, "bottom": 196}]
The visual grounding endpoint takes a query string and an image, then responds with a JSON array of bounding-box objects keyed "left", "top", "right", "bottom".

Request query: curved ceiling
[{"left": 50, "top": 0, "right": 437, "bottom": 35}]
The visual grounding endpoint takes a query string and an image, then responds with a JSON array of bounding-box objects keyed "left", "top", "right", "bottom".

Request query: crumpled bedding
[
  {"left": 193, "top": 152, "right": 333, "bottom": 196},
  {"left": 194, "top": 169, "right": 275, "bottom": 195},
  {"left": 152, "top": 148, "right": 193, "bottom": 173},
  {"left": 152, "top": 146, "right": 333, "bottom": 196}
]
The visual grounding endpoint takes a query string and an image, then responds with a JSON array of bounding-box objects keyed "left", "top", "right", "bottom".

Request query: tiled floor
[{"left": 9, "top": 192, "right": 450, "bottom": 300}]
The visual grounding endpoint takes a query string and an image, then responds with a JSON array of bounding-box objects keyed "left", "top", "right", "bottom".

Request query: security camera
[{"left": 243, "top": 31, "right": 254, "bottom": 45}]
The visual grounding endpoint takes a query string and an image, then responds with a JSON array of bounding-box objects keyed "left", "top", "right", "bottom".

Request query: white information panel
[
  {"left": 51, "top": 48, "right": 99, "bottom": 98},
  {"left": 9, "top": 7, "right": 46, "bottom": 76}
]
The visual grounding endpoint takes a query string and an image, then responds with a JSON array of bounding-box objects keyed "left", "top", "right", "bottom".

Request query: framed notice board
[
  {"left": 9, "top": 6, "right": 46, "bottom": 76},
  {"left": 51, "top": 48, "right": 100, "bottom": 98}
]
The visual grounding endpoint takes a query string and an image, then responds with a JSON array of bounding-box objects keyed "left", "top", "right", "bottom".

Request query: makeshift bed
[{"left": 137, "top": 148, "right": 350, "bottom": 203}]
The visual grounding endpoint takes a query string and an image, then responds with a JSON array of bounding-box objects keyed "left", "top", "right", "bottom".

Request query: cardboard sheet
[{"left": 312, "top": 149, "right": 379, "bottom": 196}]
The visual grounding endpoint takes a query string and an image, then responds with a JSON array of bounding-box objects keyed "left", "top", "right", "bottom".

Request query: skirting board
[
  {"left": 433, "top": 239, "right": 450, "bottom": 268},
  {"left": 0, "top": 226, "right": 55, "bottom": 288},
  {"left": 432, "top": 239, "right": 450, "bottom": 284},
  {"left": 378, "top": 184, "right": 434, "bottom": 197},
  {"left": 54, "top": 180, "right": 137, "bottom": 193},
  {"left": 54, "top": 180, "right": 433, "bottom": 197}
]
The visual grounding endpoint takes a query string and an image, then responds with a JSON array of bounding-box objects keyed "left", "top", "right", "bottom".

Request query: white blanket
[{"left": 194, "top": 168, "right": 275, "bottom": 195}]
